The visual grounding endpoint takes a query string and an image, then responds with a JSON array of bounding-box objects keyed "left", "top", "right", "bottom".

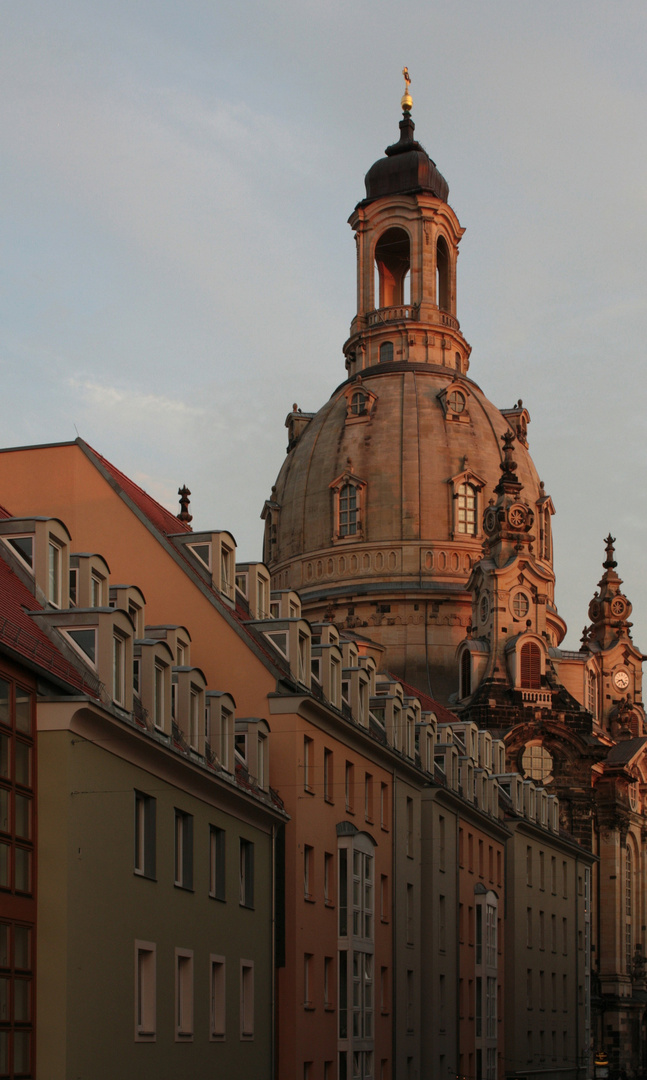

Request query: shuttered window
[{"left": 520, "top": 642, "right": 541, "bottom": 688}]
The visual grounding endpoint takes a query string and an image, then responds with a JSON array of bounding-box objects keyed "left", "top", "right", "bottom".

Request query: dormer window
[
  {"left": 48, "top": 539, "right": 62, "bottom": 607},
  {"left": 5, "top": 536, "right": 33, "bottom": 569},
  {"left": 64, "top": 627, "right": 97, "bottom": 665},
  {"left": 113, "top": 632, "right": 126, "bottom": 706},
  {"left": 340, "top": 484, "right": 359, "bottom": 537},
  {"left": 520, "top": 642, "right": 541, "bottom": 689},
  {"left": 447, "top": 389, "right": 465, "bottom": 415},
  {"left": 457, "top": 484, "right": 476, "bottom": 535},
  {"left": 69, "top": 568, "right": 78, "bottom": 607},
  {"left": 154, "top": 663, "right": 165, "bottom": 730},
  {"left": 379, "top": 341, "right": 394, "bottom": 364},
  {"left": 350, "top": 391, "right": 367, "bottom": 415},
  {"left": 91, "top": 572, "right": 103, "bottom": 608},
  {"left": 186, "top": 542, "right": 211, "bottom": 570}
]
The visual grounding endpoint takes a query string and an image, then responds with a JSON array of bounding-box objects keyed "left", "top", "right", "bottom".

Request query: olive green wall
[{"left": 37, "top": 728, "right": 274, "bottom": 1080}]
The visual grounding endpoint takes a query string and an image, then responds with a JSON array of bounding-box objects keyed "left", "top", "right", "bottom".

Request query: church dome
[{"left": 263, "top": 87, "right": 557, "bottom": 700}]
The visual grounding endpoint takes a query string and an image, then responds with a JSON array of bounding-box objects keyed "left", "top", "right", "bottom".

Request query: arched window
[
  {"left": 587, "top": 670, "right": 598, "bottom": 719},
  {"left": 379, "top": 341, "right": 394, "bottom": 364},
  {"left": 436, "top": 235, "right": 450, "bottom": 311},
  {"left": 521, "top": 743, "right": 553, "bottom": 783},
  {"left": 626, "top": 845, "right": 633, "bottom": 973},
  {"left": 542, "top": 507, "right": 552, "bottom": 561},
  {"left": 520, "top": 642, "right": 541, "bottom": 689},
  {"left": 457, "top": 484, "right": 476, "bottom": 535},
  {"left": 375, "top": 227, "right": 410, "bottom": 308},
  {"left": 460, "top": 650, "right": 471, "bottom": 699},
  {"left": 339, "top": 483, "right": 359, "bottom": 537}
]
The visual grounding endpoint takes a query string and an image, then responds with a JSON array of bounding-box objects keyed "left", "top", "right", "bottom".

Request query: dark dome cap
[{"left": 363, "top": 112, "right": 449, "bottom": 204}]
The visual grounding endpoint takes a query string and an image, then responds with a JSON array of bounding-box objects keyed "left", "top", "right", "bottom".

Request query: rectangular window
[
  {"left": 526, "top": 907, "right": 532, "bottom": 947},
  {"left": 540, "top": 850, "right": 545, "bottom": 890},
  {"left": 48, "top": 539, "right": 62, "bottom": 606},
  {"left": 526, "top": 845, "right": 532, "bottom": 886},
  {"left": 380, "top": 783, "right": 388, "bottom": 830},
  {"left": 438, "top": 893, "right": 445, "bottom": 952},
  {"left": 539, "top": 910, "right": 545, "bottom": 950},
  {"left": 240, "top": 960, "right": 254, "bottom": 1038},
  {"left": 324, "top": 852, "right": 333, "bottom": 905},
  {"left": 304, "top": 736, "right": 313, "bottom": 792},
  {"left": 174, "top": 810, "right": 193, "bottom": 890},
  {"left": 407, "top": 883, "right": 414, "bottom": 945},
  {"left": 175, "top": 949, "right": 194, "bottom": 1039},
  {"left": 304, "top": 844, "right": 314, "bottom": 900},
  {"left": 380, "top": 875, "right": 389, "bottom": 922},
  {"left": 209, "top": 826, "right": 225, "bottom": 901},
  {"left": 304, "top": 952, "right": 313, "bottom": 1007},
  {"left": 154, "top": 662, "right": 165, "bottom": 730},
  {"left": 562, "top": 860, "right": 568, "bottom": 898},
  {"left": 551, "top": 856, "right": 557, "bottom": 894},
  {"left": 210, "top": 955, "right": 226, "bottom": 1039},
  {"left": 113, "top": 633, "right": 126, "bottom": 706},
  {"left": 345, "top": 761, "right": 354, "bottom": 812},
  {"left": 324, "top": 748, "right": 333, "bottom": 802},
  {"left": 135, "top": 941, "right": 156, "bottom": 1040},
  {"left": 364, "top": 773, "right": 373, "bottom": 821},
  {"left": 240, "top": 839, "right": 254, "bottom": 908},
  {"left": 324, "top": 955, "right": 333, "bottom": 1008},
  {"left": 439, "top": 815, "right": 446, "bottom": 871},
  {"left": 134, "top": 791, "right": 156, "bottom": 879},
  {"left": 406, "top": 797, "right": 413, "bottom": 857}
]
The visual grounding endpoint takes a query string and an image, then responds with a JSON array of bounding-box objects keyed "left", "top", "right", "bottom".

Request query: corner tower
[{"left": 264, "top": 76, "right": 555, "bottom": 701}]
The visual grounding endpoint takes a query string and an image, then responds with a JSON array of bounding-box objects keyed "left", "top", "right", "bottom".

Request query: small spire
[
  {"left": 603, "top": 533, "right": 617, "bottom": 570},
  {"left": 401, "top": 67, "right": 413, "bottom": 114},
  {"left": 178, "top": 485, "right": 193, "bottom": 524}
]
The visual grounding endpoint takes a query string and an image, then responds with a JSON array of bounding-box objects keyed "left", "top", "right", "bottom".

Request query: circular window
[
  {"left": 447, "top": 390, "right": 465, "bottom": 414},
  {"left": 512, "top": 591, "right": 530, "bottom": 619},
  {"left": 611, "top": 597, "right": 626, "bottom": 617},
  {"left": 522, "top": 744, "right": 553, "bottom": 783},
  {"left": 479, "top": 594, "right": 489, "bottom": 623}
]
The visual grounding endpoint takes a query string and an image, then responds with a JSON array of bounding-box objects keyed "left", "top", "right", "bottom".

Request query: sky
[{"left": 1, "top": 1, "right": 646, "bottom": 651}]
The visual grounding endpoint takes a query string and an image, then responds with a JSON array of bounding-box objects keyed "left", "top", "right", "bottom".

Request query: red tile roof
[
  {"left": 82, "top": 442, "right": 192, "bottom": 537},
  {"left": 0, "top": 552, "right": 99, "bottom": 696},
  {"left": 395, "top": 675, "right": 459, "bottom": 724}
]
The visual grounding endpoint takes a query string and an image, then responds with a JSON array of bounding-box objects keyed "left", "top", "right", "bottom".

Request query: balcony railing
[{"left": 367, "top": 305, "right": 418, "bottom": 326}]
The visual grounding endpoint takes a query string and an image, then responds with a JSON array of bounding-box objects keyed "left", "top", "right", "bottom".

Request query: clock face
[
  {"left": 613, "top": 670, "right": 630, "bottom": 692},
  {"left": 611, "top": 597, "right": 626, "bottom": 618},
  {"left": 484, "top": 507, "right": 498, "bottom": 536},
  {"left": 508, "top": 504, "right": 526, "bottom": 529}
]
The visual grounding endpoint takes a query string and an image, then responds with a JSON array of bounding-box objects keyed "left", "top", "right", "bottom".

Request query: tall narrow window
[
  {"left": 113, "top": 633, "right": 126, "bottom": 706},
  {"left": 210, "top": 956, "right": 226, "bottom": 1039},
  {"left": 626, "top": 844, "right": 633, "bottom": 973},
  {"left": 520, "top": 642, "right": 541, "bottom": 689},
  {"left": 153, "top": 662, "right": 165, "bottom": 730},
  {"left": 135, "top": 941, "right": 156, "bottom": 1041},
  {"left": 304, "top": 845, "right": 314, "bottom": 900},
  {"left": 375, "top": 227, "right": 410, "bottom": 308},
  {"left": 324, "top": 748, "right": 333, "bottom": 802},
  {"left": 175, "top": 949, "right": 194, "bottom": 1040},
  {"left": 456, "top": 483, "right": 476, "bottom": 535},
  {"left": 134, "top": 791, "right": 156, "bottom": 879},
  {"left": 345, "top": 762, "right": 354, "bottom": 812},
  {"left": 240, "top": 961, "right": 254, "bottom": 1038},
  {"left": 48, "top": 539, "right": 62, "bottom": 606},
  {"left": 339, "top": 484, "right": 359, "bottom": 538},
  {"left": 240, "top": 839, "right": 254, "bottom": 908},
  {"left": 304, "top": 736, "right": 313, "bottom": 792},
  {"left": 209, "top": 826, "right": 225, "bottom": 901},
  {"left": 174, "top": 810, "right": 193, "bottom": 890},
  {"left": 379, "top": 341, "right": 394, "bottom": 364},
  {"left": 460, "top": 650, "right": 471, "bottom": 698},
  {"left": 436, "top": 235, "right": 450, "bottom": 311}
]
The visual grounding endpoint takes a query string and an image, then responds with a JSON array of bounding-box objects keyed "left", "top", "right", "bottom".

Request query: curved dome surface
[{"left": 272, "top": 364, "right": 543, "bottom": 567}]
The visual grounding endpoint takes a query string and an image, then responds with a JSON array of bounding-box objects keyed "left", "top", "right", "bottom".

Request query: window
[
  {"left": 460, "top": 650, "right": 471, "bottom": 698},
  {"left": 324, "top": 852, "right": 333, "bottom": 905},
  {"left": 380, "top": 783, "right": 388, "bottom": 830},
  {"left": 175, "top": 949, "right": 193, "bottom": 1039},
  {"left": 339, "top": 484, "right": 359, "bottom": 538},
  {"left": 91, "top": 572, "right": 103, "bottom": 607},
  {"left": 350, "top": 390, "right": 367, "bottom": 415},
  {"left": 436, "top": 235, "right": 450, "bottom": 310},
  {"left": 375, "top": 227, "right": 410, "bottom": 308},
  {"left": 0, "top": 678, "right": 34, "bottom": 898},
  {"left": 0, "top": 921, "right": 34, "bottom": 1069},
  {"left": 134, "top": 791, "right": 156, "bottom": 879},
  {"left": 345, "top": 762, "right": 354, "bottom": 812},
  {"left": 240, "top": 839, "right": 254, "bottom": 908},
  {"left": 522, "top": 743, "right": 553, "bottom": 782},
  {"left": 188, "top": 687, "right": 200, "bottom": 750},
  {"left": 304, "top": 736, "right": 313, "bottom": 792},
  {"left": 153, "top": 662, "right": 165, "bottom": 730},
  {"left": 324, "top": 749, "right": 333, "bottom": 802},
  {"left": 406, "top": 797, "right": 414, "bottom": 857},
  {"left": 324, "top": 956, "right": 333, "bottom": 1008},
  {"left": 113, "top": 633, "right": 126, "bottom": 706},
  {"left": 210, "top": 956, "right": 226, "bottom": 1039},
  {"left": 304, "top": 845, "right": 314, "bottom": 900},
  {"left": 209, "top": 826, "right": 225, "bottom": 901},
  {"left": 626, "top": 844, "right": 634, "bottom": 973},
  {"left": 304, "top": 953, "right": 313, "bottom": 1007},
  {"left": 69, "top": 566, "right": 78, "bottom": 606},
  {"left": 174, "top": 810, "right": 193, "bottom": 890},
  {"left": 457, "top": 484, "right": 476, "bottom": 535},
  {"left": 135, "top": 941, "right": 156, "bottom": 1040},
  {"left": 447, "top": 389, "right": 465, "bottom": 414},
  {"left": 379, "top": 341, "right": 394, "bottom": 363},
  {"left": 407, "top": 884, "right": 414, "bottom": 945},
  {"left": 365, "top": 774, "right": 373, "bottom": 821},
  {"left": 240, "top": 961, "right": 254, "bottom": 1038},
  {"left": 520, "top": 642, "right": 541, "bottom": 689},
  {"left": 380, "top": 875, "right": 389, "bottom": 923},
  {"left": 48, "top": 539, "right": 62, "bottom": 606}
]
